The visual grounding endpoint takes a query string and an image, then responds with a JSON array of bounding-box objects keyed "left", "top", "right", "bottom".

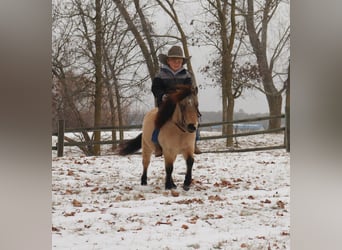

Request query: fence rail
[{"left": 52, "top": 114, "right": 289, "bottom": 156}]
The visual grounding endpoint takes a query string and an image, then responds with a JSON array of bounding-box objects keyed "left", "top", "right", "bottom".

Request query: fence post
[
  {"left": 285, "top": 110, "right": 290, "bottom": 152},
  {"left": 57, "top": 119, "right": 65, "bottom": 157},
  {"left": 285, "top": 63, "right": 290, "bottom": 152}
]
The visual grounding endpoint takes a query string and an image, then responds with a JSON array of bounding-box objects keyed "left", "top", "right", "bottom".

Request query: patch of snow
[{"left": 52, "top": 132, "right": 290, "bottom": 249}]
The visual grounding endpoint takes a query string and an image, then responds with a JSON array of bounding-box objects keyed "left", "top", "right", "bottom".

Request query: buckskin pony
[{"left": 118, "top": 85, "right": 200, "bottom": 191}]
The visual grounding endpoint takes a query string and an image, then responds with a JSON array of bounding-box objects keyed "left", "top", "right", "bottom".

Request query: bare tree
[
  {"left": 52, "top": 1, "right": 96, "bottom": 155},
  {"left": 154, "top": 0, "right": 198, "bottom": 87},
  {"left": 285, "top": 61, "right": 290, "bottom": 151},
  {"left": 244, "top": 0, "right": 290, "bottom": 128},
  {"left": 93, "top": 0, "right": 103, "bottom": 155},
  {"left": 113, "top": 0, "right": 159, "bottom": 81},
  {"left": 196, "top": 0, "right": 238, "bottom": 147},
  {"left": 52, "top": 0, "right": 150, "bottom": 154}
]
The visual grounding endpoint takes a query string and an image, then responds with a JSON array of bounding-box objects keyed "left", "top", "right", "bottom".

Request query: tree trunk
[
  {"left": 52, "top": 67, "right": 94, "bottom": 156},
  {"left": 113, "top": 76, "right": 124, "bottom": 141},
  {"left": 245, "top": 0, "right": 283, "bottom": 129},
  {"left": 113, "top": 0, "right": 158, "bottom": 80},
  {"left": 104, "top": 78, "right": 117, "bottom": 150},
  {"left": 285, "top": 63, "right": 290, "bottom": 151},
  {"left": 267, "top": 93, "right": 282, "bottom": 129},
  {"left": 217, "top": 0, "right": 235, "bottom": 147},
  {"left": 93, "top": 0, "right": 103, "bottom": 155}
]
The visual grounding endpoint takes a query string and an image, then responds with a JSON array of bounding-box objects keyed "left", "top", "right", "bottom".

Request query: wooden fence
[{"left": 52, "top": 114, "right": 289, "bottom": 157}]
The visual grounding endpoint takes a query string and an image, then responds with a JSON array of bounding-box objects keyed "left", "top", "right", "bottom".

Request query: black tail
[{"left": 117, "top": 133, "right": 142, "bottom": 155}]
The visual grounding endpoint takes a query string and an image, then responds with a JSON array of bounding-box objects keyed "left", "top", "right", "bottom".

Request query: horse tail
[{"left": 117, "top": 133, "right": 142, "bottom": 155}]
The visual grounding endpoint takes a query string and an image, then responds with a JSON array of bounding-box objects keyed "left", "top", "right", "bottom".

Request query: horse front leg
[
  {"left": 165, "top": 163, "right": 177, "bottom": 189},
  {"left": 183, "top": 156, "right": 194, "bottom": 191}
]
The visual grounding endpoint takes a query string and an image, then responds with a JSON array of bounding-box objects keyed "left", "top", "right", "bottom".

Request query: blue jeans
[
  {"left": 152, "top": 129, "right": 160, "bottom": 143},
  {"left": 152, "top": 128, "right": 200, "bottom": 143}
]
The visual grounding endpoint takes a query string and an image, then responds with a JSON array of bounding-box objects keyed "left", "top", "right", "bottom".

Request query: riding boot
[
  {"left": 194, "top": 129, "right": 202, "bottom": 154},
  {"left": 194, "top": 143, "right": 202, "bottom": 154},
  {"left": 154, "top": 143, "right": 163, "bottom": 157}
]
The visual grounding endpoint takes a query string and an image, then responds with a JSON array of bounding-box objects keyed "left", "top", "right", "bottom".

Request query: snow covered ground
[{"left": 52, "top": 132, "right": 290, "bottom": 249}]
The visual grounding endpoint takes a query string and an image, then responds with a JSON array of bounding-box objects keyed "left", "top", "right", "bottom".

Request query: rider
[{"left": 151, "top": 45, "right": 201, "bottom": 157}]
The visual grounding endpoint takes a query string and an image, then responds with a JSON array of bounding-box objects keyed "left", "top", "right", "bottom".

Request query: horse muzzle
[{"left": 187, "top": 124, "right": 197, "bottom": 133}]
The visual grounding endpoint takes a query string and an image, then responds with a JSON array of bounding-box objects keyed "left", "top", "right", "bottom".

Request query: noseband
[{"left": 174, "top": 95, "right": 201, "bottom": 133}]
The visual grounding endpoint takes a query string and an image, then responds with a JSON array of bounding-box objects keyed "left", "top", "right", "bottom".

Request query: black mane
[{"left": 155, "top": 85, "right": 193, "bottom": 129}]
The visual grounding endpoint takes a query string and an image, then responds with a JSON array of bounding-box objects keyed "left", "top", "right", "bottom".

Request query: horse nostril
[{"left": 187, "top": 124, "right": 196, "bottom": 133}]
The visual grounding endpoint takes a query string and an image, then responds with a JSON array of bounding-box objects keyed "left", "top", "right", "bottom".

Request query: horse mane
[{"left": 155, "top": 85, "right": 193, "bottom": 129}]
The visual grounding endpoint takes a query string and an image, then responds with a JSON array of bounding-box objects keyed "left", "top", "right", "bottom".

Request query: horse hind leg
[
  {"left": 141, "top": 151, "right": 151, "bottom": 185},
  {"left": 183, "top": 156, "right": 194, "bottom": 191}
]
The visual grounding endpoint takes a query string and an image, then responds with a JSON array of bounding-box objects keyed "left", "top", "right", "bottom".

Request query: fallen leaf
[
  {"left": 155, "top": 221, "right": 172, "bottom": 226},
  {"left": 175, "top": 198, "right": 204, "bottom": 204},
  {"left": 256, "top": 236, "right": 266, "bottom": 240},
  {"left": 234, "top": 178, "right": 243, "bottom": 182},
  {"left": 181, "top": 224, "right": 189, "bottom": 229},
  {"left": 188, "top": 215, "right": 199, "bottom": 224},
  {"left": 65, "top": 189, "right": 73, "bottom": 195},
  {"left": 64, "top": 212, "right": 75, "bottom": 217},
  {"left": 72, "top": 199, "right": 82, "bottom": 207},
  {"left": 277, "top": 200, "right": 285, "bottom": 209},
  {"left": 134, "top": 193, "right": 145, "bottom": 200},
  {"left": 83, "top": 208, "right": 96, "bottom": 212},
  {"left": 261, "top": 199, "right": 272, "bottom": 204},
  {"left": 208, "top": 195, "right": 224, "bottom": 201},
  {"left": 171, "top": 190, "right": 179, "bottom": 197}
]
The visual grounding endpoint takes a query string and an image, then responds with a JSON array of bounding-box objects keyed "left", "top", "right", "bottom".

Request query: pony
[{"left": 118, "top": 85, "right": 200, "bottom": 191}]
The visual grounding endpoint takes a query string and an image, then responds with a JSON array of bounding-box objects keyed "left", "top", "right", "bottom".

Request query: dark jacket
[{"left": 152, "top": 65, "right": 193, "bottom": 107}]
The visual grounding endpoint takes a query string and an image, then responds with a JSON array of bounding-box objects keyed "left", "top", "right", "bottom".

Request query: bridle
[{"left": 173, "top": 94, "right": 201, "bottom": 133}]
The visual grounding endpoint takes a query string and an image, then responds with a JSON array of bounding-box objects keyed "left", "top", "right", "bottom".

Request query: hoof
[
  {"left": 141, "top": 175, "right": 147, "bottom": 185},
  {"left": 183, "top": 185, "right": 190, "bottom": 191},
  {"left": 165, "top": 183, "right": 177, "bottom": 190}
]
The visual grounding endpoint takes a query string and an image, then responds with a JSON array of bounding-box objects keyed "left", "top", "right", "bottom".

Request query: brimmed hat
[{"left": 158, "top": 46, "right": 191, "bottom": 65}]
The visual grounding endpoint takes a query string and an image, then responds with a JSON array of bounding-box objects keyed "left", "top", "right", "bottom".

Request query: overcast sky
[
  {"left": 189, "top": 46, "right": 270, "bottom": 113},
  {"left": 149, "top": 1, "right": 288, "bottom": 114}
]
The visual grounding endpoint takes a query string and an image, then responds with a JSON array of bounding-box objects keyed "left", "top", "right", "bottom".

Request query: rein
[
  {"left": 167, "top": 87, "right": 201, "bottom": 133},
  {"left": 173, "top": 96, "right": 200, "bottom": 133},
  {"left": 174, "top": 121, "right": 187, "bottom": 133},
  {"left": 174, "top": 103, "right": 187, "bottom": 132}
]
